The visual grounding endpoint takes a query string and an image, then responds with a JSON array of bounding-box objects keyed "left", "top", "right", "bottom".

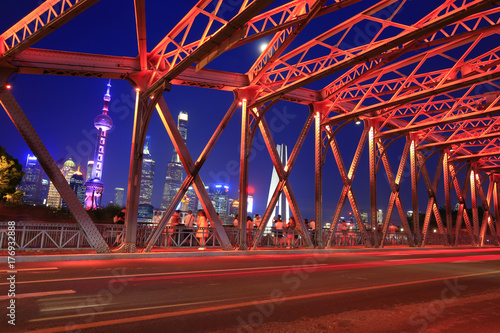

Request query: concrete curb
[{"left": 5, "top": 246, "right": 485, "bottom": 263}]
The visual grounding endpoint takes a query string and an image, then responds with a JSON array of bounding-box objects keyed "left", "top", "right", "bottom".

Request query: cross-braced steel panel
[{"left": 1, "top": 0, "right": 499, "bottom": 252}]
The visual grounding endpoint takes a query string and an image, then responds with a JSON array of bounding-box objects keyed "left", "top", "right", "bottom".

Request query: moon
[{"left": 259, "top": 42, "right": 268, "bottom": 53}]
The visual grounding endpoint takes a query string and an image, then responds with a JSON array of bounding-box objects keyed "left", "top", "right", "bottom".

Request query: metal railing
[{"left": 1, "top": 222, "right": 497, "bottom": 250}]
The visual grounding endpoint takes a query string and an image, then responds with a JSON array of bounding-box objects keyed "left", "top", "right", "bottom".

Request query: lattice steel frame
[{"left": 1, "top": 0, "right": 500, "bottom": 252}]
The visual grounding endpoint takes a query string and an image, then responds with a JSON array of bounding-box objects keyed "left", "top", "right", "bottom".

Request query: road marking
[
  {"left": 0, "top": 267, "right": 58, "bottom": 272},
  {"left": 0, "top": 263, "right": 328, "bottom": 286},
  {"left": 32, "top": 299, "right": 232, "bottom": 320},
  {"left": 0, "top": 290, "right": 75, "bottom": 300},
  {"left": 27, "top": 270, "right": 500, "bottom": 333}
]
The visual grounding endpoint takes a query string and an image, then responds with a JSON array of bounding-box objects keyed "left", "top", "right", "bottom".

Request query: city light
[
  {"left": 259, "top": 42, "right": 268, "bottom": 53},
  {"left": 6, "top": 84, "right": 11, "bottom": 89}
]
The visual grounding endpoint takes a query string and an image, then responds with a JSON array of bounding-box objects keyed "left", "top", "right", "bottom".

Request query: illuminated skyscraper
[
  {"left": 63, "top": 167, "right": 85, "bottom": 208},
  {"left": 47, "top": 158, "right": 77, "bottom": 208},
  {"left": 139, "top": 136, "right": 155, "bottom": 205},
  {"left": 84, "top": 80, "right": 113, "bottom": 210},
  {"left": 161, "top": 111, "right": 188, "bottom": 209},
  {"left": 208, "top": 184, "right": 229, "bottom": 215},
  {"left": 267, "top": 144, "right": 290, "bottom": 221},
  {"left": 40, "top": 179, "right": 49, "bottom": 205},
  {"left": 114, "top": 187, "right": 125, "bottom": 207},
  {"left": 19, "top": 154, "right": 44, "bottom": 205}
]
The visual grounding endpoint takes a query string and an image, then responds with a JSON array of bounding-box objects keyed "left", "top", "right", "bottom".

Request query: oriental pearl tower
[{"left": 84, "top": 80, "right": 113, "bottom": 210}]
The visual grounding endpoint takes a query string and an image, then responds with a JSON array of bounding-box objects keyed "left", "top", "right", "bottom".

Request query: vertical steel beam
[
  {"left": 238, "top": 98, "right": 250, "bottom": 250},
  {"left": 494, "top": 179, "right": 500, "bottom": 238},
  {"left": 0, "top": 87, "right": 110, "bottom": 253},
  {"left": 119, "top": 88, "right": 143, "bottom": 253},
  {"left": 470, "top": 169, "right": 479, "bottom": 244},
  {"left": 443, "top": 151, "right": 452, "bottom": 245},
  {"left": 314, "top": 108, "right": 323, "bottom": 248},
  {"left": 369, "top": 125, "right": 379, "bottom": 247},
  {"left": 410, "top": 137, "right": 420, "bottom": 246}
]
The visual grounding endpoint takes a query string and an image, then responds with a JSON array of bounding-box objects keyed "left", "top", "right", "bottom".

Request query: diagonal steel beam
[
  {"left": 418, "top": 151, "right": 448, "bottom": 246},
  {"left": 144, "top": 0, "right": 275, "bottom": 98},
  {"left": 477, "top": 174, "right": 499, "bottom": 245},
  {"left": 144, "top": 98, "right": 239, "bottom": 252},
  {"left": 449, "top": 164, "right": 476, "bottom": 246},
  {"left": 251, "top": 112, "right": 314, "bottom": 249},
  {"left": 248, "top": 0, "right": 327, "bottom": 85},
  {"left": 143, "top": 96, "right": 233, "bottom": 252},
  {"left": 252, "top": 0, "right": 499, "bottom": 107},
  {"left": 378, "top": 139, "right": 414, "bottom": 247},
  {"left": 0, "top": 83, "right": 110, "bottom": 253},
  {"left": 326, "top": 126, "right": 371, "bottom": 248},
  {"left": 1, "top": 0, "right": 100, "bottom": 60}
]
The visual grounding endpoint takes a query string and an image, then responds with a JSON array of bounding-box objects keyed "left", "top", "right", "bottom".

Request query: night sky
[{"left": 0, "top": 1, "right": 461, "bottom": 223}]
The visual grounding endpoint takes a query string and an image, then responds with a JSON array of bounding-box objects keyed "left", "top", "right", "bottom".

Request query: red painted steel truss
[{"left": 1, "top": 0, "right": 499, "bottom": 252}]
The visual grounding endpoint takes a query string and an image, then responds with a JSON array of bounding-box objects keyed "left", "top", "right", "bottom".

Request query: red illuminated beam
[
  {"left": 450, "top": 151, "right": 500, "bottom": 162},
  {"left": 134, "top": 0, "right": 147, "bottom": 72},
  {"left": 252, "top": 0, "right": 499, "bottom": 107},
  {"left": 419, "top": 131, "right": 500, "bottom": 150},
  {"left": 0, "top": 0, "right": 100, "bottom": 60},
  {"left": 143, "top": 0, "right": 276, "bottom": 98}
]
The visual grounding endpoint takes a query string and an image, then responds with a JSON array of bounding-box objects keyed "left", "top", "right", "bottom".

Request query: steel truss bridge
[{"left": 1, "top": 0, "right": 500, "bottom": 253}]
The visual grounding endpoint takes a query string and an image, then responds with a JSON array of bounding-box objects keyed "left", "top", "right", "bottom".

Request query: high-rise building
[
  {"left": 86, "top": 160, "right": 94, "bottom": 181},
  {"left": 209, "top": 184, "right": 229, "bottom": 215},
  {"left": 84, "top": 80, "right": 113, "bottom": 210},
  {"left": 139, "top": 136, "right": 155, "bottom": 205},
  {"left": 19, "top": 154, "right": 44, "bottom": 205},
  {"left": 267, "top": 144, "right": 290, "bottom": 221},
  {"left": 377, "top": 209, "right": 383, "bottom": 224},
  {"left": 63, "top": 167, "right": 85, "bottom": 208},
  {"left": 47, "top": 158, "right": 77, "bottom": 208},
  {"left": 114, "top": 187, "right": 125, "bottom": 207},
  {"left": 161, "top": 111, "right": 188, "bottom": 209},
  {"left": 40, "top": 179, "right": 49, "bottom": 205}
]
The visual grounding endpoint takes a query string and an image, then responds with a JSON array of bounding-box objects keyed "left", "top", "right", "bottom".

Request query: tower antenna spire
[{"left": 84, "top": 80, "right": 114, "bottom": 210}]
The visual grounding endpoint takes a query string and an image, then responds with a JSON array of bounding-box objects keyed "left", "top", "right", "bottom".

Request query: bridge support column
[
  {"left": 409, "top": 136, "right": 420, "bottom": 246},
  {"left": 368, "top": 124, "right": 379, "bottom": 247},
  {"left": 314, "top": 106, "right": 323, "bottom": 248}
]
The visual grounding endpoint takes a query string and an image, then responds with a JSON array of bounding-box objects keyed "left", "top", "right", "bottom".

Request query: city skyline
[{"left": 0, "top": 1, "right": 483, "bottom": 223}]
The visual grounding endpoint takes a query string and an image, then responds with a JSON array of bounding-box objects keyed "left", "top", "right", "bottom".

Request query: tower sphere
[{"left": 94, "top": 113, "right": 113, "bottom": 131}]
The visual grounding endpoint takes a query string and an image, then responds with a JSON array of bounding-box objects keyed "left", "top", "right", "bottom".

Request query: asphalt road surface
[{"left": 1, "top": 248, "right": 500, "bottom": 332}]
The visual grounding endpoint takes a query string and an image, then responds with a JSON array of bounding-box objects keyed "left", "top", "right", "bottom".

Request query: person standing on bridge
[
  {"left": 182, "top": 210, "right": 195, "bottom": 245},
  {"left": 341, "top": 220, "right": 348, "bottom": 245},
  {"left": 196, "top": 210, "right": 208, "bottom": 249},
  {"left": 274, "top": 215, "right": 284, "bottom": 245},
  {"left": 286, "top": 216, "right": 297, "bottom": 248}
]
